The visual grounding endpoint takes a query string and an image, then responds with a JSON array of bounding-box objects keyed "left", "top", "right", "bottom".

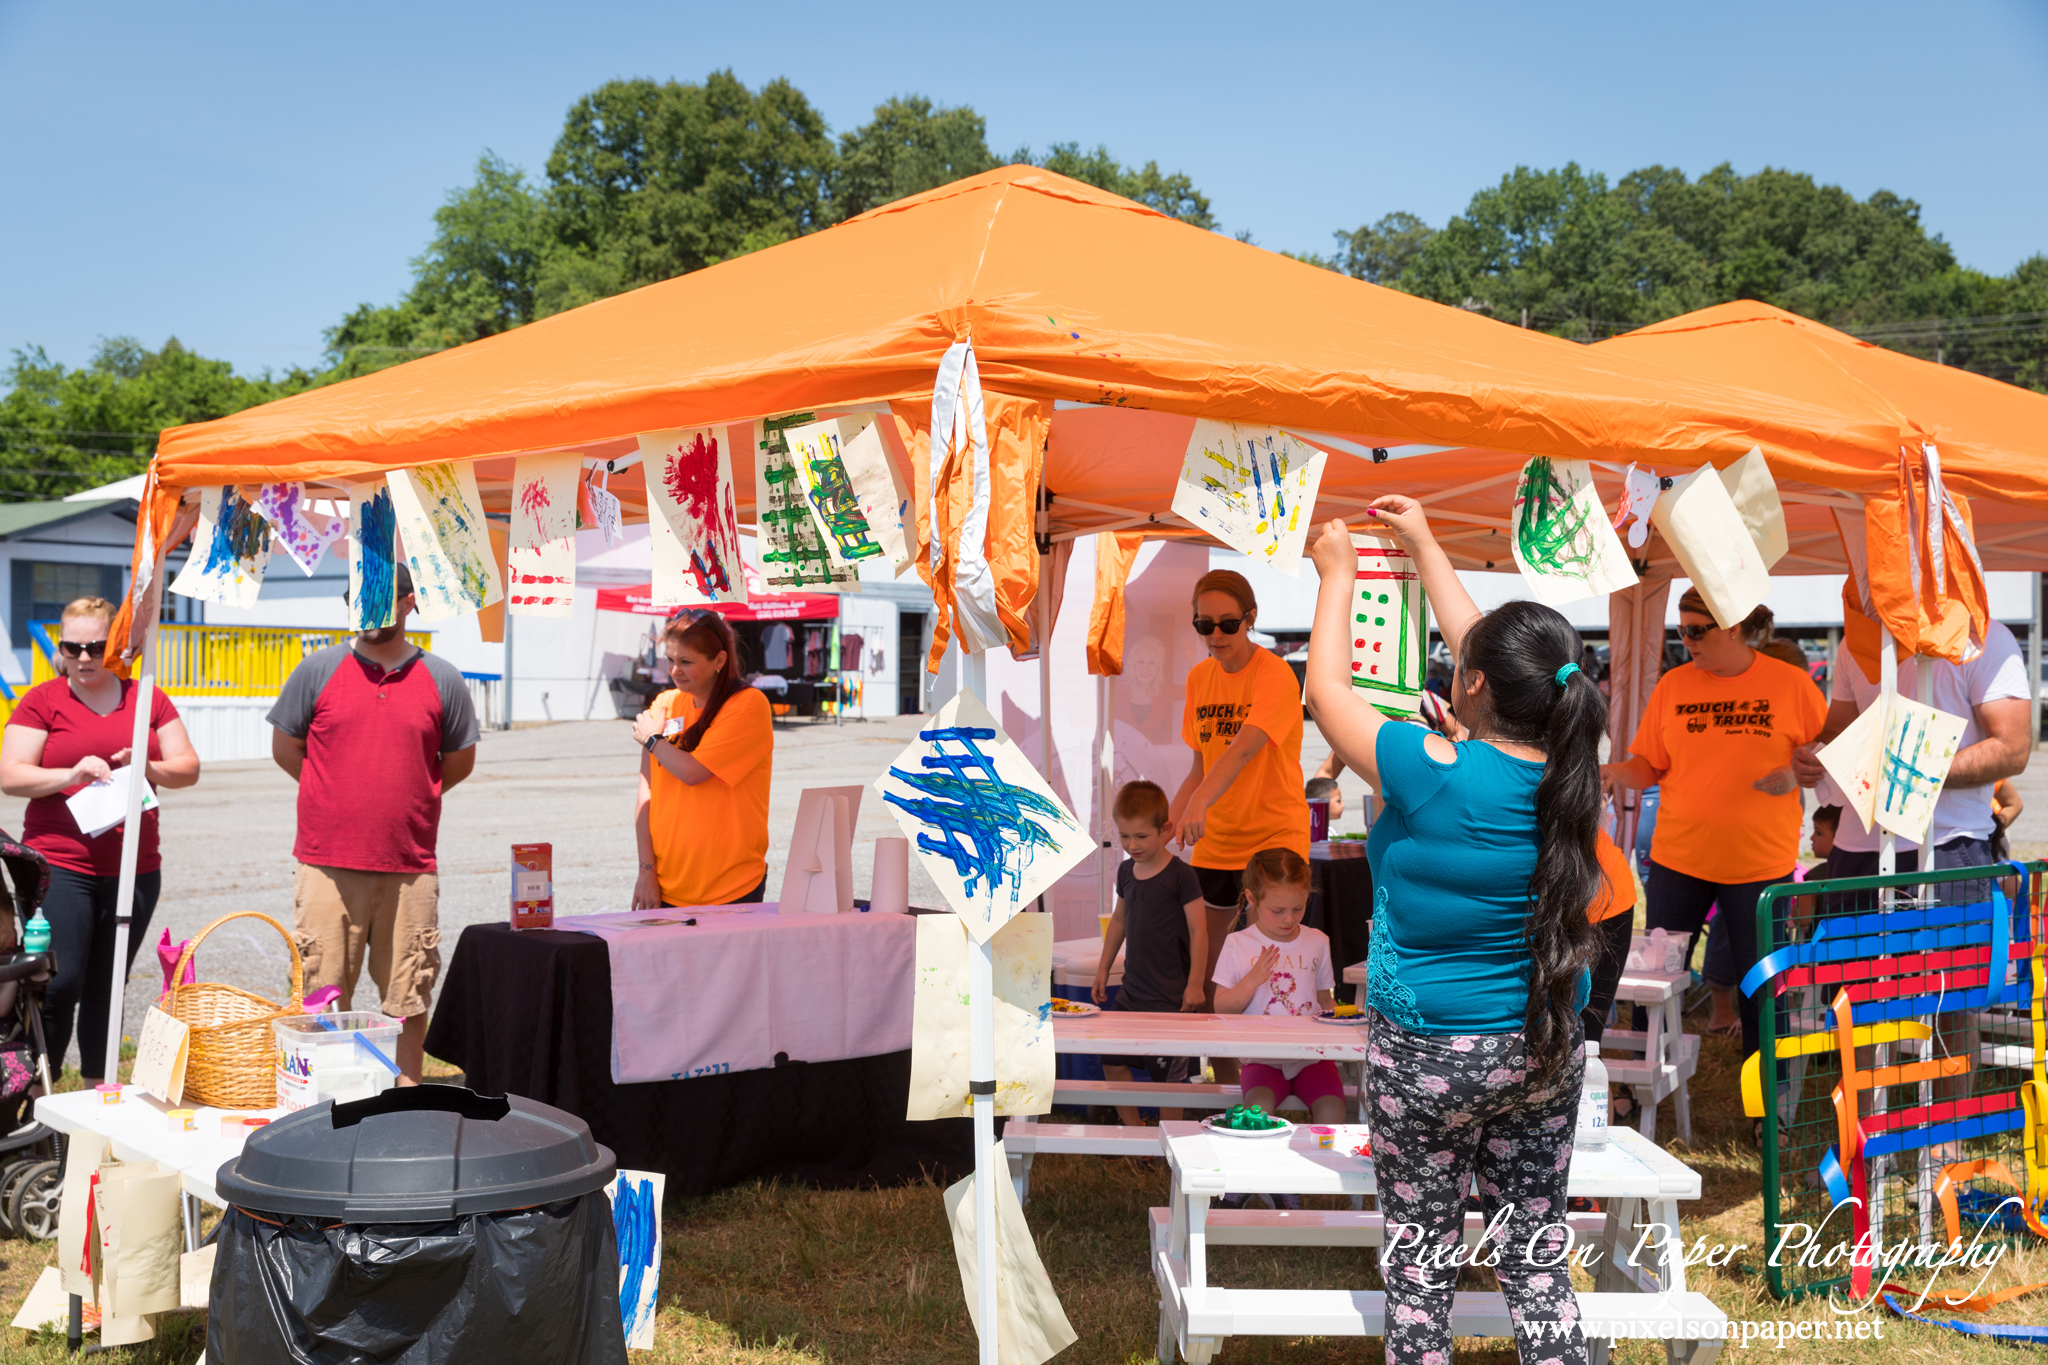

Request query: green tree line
[{"left": 6, "top": 68, "right": 2042, "bottom": 501}]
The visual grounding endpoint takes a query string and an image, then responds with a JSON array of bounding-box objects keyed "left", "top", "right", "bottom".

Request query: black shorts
[
  {"left": 1101, "top": 1052, "right": 1194, "bottom": 1083},
  {"left": 1193, "top": 865, "right": 1244, "bottom": 913}
]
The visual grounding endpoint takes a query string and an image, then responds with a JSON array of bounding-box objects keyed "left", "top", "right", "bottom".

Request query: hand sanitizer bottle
[{"left": 1574, "top": 1042, "right": 1610, "bottom": 1151}]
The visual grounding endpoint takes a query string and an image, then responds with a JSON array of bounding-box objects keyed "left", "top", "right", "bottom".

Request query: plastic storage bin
[
  {"left": 274, "top": 1011, "right": 403, "bottom": 1112},
  {"left": 210, "top": 1085, "right": 626, "bottom": 1363}
]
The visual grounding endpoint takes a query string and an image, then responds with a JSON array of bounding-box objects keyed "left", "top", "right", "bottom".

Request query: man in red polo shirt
[{"left": 268, "top": 565, "right": 480, "bottom": 1082}]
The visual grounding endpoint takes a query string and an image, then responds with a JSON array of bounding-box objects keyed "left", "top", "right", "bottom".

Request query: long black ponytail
[{"left": 1459, "top": 600, "right": 1607, "bottom": 1085}]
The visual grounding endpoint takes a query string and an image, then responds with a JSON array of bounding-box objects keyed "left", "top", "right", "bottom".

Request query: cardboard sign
[
  {"left": 511, "top": 843, "right": 554, "bottom": 930},
  {"left": 777, "top": 787, "right": 862, "bottom": 914},
  {"left": 130, "top": 1007, "right": 189, "bottom": 1107}
]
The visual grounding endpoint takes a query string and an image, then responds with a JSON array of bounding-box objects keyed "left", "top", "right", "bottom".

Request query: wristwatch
[{"left": 643, "top": 733, "right": 660, "bottom": 753}]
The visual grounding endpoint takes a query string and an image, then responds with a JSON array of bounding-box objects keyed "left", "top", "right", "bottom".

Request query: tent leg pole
[
  {"left": 958, "top": 646, "right": 998, "bottom": 1365},
  {"left": 1878, "top": 627, "right": 1897, "bottom": 892},
  {"left": 2031, "top": 571, "right": 2042, "bottom": 750},
  {"left": 102, "top": 618, "right": 155, "bottom": 1084}
]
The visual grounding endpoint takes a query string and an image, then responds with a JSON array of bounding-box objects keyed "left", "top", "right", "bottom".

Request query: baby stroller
[{"left": 0, "top": 830, "right": 59, "bottom": 1241}]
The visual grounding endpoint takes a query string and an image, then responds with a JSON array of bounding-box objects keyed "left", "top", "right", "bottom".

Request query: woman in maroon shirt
[{"left": 0, "top": 597, "right": 199, "bottom": 1083}]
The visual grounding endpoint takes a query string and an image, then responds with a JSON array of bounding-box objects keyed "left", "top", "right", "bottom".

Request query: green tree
[
  {"left": 1027, "top": 142, "right": 1216, "bottom": 229},
  {"left": 0, "top": 339, "right": 314, "bottom": 501},
  {"left": 1333, "top": 211, "right": 1436, "bottom": 285},
  {"left": 829, "top": 95, "right": 997, "bottom": 221}
]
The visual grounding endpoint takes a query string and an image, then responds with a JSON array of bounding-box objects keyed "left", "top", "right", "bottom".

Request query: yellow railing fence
[{"left": 23, "top": 623, "right": 434, "bottom": 697}]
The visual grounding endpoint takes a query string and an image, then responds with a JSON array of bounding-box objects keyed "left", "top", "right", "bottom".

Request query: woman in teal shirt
[{"left": 1305, "top": 499, "right": 1603, "bottom": 1365}]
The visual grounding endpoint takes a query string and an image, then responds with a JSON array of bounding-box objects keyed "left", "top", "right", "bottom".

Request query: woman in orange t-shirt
[
  {"left": 1602, "top": 591, "right": 1826, "bottom": 1075},
  {"left": 1170, "top": 570, "right": 1310, "bottom": 1022},
  {"left": 631, "top": 610, "right": 774, "bottom": 908}
]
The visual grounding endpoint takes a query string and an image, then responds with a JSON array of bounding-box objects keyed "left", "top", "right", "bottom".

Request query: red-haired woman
[{"left": 630, "top": 610, "right": 775, "bottom": 908}]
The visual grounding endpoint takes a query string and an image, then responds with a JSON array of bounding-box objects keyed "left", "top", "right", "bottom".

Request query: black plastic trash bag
[{"left": 207, "top": 1193, "right": 628, "bottom": 1364}]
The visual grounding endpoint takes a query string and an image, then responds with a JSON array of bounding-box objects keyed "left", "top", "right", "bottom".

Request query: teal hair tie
[{"left": 1555, "top": 662, "right": 1581, "bottom": 687}]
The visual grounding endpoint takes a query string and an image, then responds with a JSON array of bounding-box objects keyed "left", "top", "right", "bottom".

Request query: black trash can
[{"left": 209, "top": 1085, "right": 627, "bottom": 1365}]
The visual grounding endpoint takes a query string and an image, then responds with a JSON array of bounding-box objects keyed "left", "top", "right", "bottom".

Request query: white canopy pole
[
  {"left": 102, "top": 610, "right": 157, "bottom": 1083},
  {"left": 959, "top": 647, "right": 999, "bottom": 1365},
  {"left": 1878, "top": 626, "right": 1897, "bottom": 885}
]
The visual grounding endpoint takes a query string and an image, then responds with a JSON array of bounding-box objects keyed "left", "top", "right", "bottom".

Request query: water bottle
[
  {"left": 1574, "top": 1042, "right": 1610, "bottom": 1151},
  {"left": 22, "top": 912, "right": 50, "bottom": 957}
]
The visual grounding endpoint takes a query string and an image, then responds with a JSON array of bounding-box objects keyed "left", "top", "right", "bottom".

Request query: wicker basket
[{"left": 158, "top": 911, "right": 304, "bottom": 1110}]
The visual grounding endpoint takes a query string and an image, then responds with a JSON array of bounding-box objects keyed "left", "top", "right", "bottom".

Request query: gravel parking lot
[{"left": 1, "top": 709, "right": 2039, "bottom": 1074}]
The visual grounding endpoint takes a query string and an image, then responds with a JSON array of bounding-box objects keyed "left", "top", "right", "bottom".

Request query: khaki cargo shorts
[{"left": 292, "top": 864, "right": 442, "bottom": 1019}]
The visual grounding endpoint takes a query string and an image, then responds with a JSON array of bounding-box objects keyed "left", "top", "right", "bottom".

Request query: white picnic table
[
  {"left": 1154, "top": 1118, "right": 1725, "bottom": 1365},
  {"left": 1339, "top": 959, "right": 1699, "bottom": 1143}
]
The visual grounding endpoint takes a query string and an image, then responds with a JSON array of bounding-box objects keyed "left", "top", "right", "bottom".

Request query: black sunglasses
[
  {"left": 58, "top": 639, "right": 108, "bottom": 659},
  {"left": 1192, "top": 616, "right": 1247, "bottom": 637},
  {"left": 1676, "top": 624, "right": 1716, "bottom": 643}
]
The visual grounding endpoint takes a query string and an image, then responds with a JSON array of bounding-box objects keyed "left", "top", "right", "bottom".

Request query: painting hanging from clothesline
[
  {"left": 756, "top": 417, "right": 861, "bottom": 592},
  {"left": 1508, "top": 456, "right": 1637, "bottom": 606},
  {"left": 875, "top": 690, "right": 1093, "bottom": 943},
  {"left": 346, "top": 480, "right": 399, "bottom": 631},
  {"left": 1170, "top": 419, "right": 1326, "bottom": 575},
  {"left": 1349, "top": 534, "right": 1428, "bottom": 718},
  {"left": 253, "top": 483, "right": 345, "bottom": 577},
  {"left": 386, "top": 461, "right": 501, "bottom": 621},
  {"left": 638, "top": 427, "right": 747, "bottom": 604},
  {"left": 782, "top": 416, "right": 890, "bottom": 569},
  {"left": 169, "top": 486, "right": 271, "bottom": 609},
  {"left": 508, "top": 452, "right": 580, "bottom": 617}
]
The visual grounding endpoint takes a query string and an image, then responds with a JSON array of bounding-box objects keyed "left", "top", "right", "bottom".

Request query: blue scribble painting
[
  {"left": 349, "top": 480, "right": 399, "bottom": 631},
  {"left": 875, "top": 690, "right": 1092, "bottom": 943},
  {"left": 167, "top": 485, "right": 271, "bottom": 608},
  {"left": 607, "top": 1169, "right": 664, "bottom": 1349}
]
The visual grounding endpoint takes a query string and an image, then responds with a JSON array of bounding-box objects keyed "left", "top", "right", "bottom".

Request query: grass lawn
[{"left": 3, "top": 1026, "right": 2044, "bottom": 1361}]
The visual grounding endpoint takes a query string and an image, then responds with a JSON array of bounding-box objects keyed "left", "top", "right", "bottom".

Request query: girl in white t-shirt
[{"left": 1212, "top": 848, "right": 1342, "bottom": 1123}]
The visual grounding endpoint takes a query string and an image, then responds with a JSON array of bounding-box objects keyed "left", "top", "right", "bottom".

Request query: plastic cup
[
  {"left": 95, "top": 1083, "right": 121, "bottom": 1105},
  {"left": 1098, "top": 914, "right": 1112, "bottom": 939},
  {"left": 1308, "top": 799, "right": 1330, "bottom": 843},
  {"left": 169, "top": 1109, "right": 196, "bottom": 1132}
]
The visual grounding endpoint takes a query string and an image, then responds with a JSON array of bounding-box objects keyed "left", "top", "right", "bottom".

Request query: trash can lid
[{"left": 216, "top": 1086, "right": 617, "bottom": 1222}]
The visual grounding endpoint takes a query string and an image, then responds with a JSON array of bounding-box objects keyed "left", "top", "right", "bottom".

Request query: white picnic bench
[{"left": 1154, "top": 1119, "right": 1724, "bottom": 1365}]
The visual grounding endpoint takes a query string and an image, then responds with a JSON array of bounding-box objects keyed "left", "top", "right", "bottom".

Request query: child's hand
[
  {"left": 1308, "top": 519, "right": 1353, "bottom": 578},
  {"left": 1180, "top": 982, "right": 1208, "bottom": 1013},
  {"left": 1364, "top": 495, "right": 1431, "bottom": 545},
  {"left": 1091, "top": 980, "right": 1108, "bottom": 1006},
  {"left": 1245, "top": 944, "right": 1280, "bottom": 987}
]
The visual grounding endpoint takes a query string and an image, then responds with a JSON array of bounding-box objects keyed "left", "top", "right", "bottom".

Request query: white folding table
[{"left": 1153, "top": 1119, "right": 1724, "bottom": 1365}]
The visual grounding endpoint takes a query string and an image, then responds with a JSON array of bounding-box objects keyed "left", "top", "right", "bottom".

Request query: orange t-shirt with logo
[
  {"left": 647, "top": 686, "right": 774, "bottom": 906},
  {"left": 1628, "top": 655, "right": 1828, "bottom": 884},
  {"left": 1180, "top": 648, "right": 1310, "bottom": 869}
]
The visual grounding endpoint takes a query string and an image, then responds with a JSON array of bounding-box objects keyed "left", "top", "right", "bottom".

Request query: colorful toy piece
[{"left": 1215, "top": 1104, "right": 1285, "bottom": 1132}]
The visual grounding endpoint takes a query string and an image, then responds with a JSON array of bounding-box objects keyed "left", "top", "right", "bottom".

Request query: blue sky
[{"left": 4, "top": 0, "right": 2045, "bottom": 377}]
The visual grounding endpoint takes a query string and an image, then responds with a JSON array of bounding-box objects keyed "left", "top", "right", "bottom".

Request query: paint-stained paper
[
  {"left": 1817, "top": 696, "right": 1888, "bottom": 833},
  {"left": 783, "top": 416, "right": 889, "bottom": 568},
  {"left": 756, "top": 418, "right": 862, "bottom": 592},
  {"left": 58, "top": 1130, "right": 106, "bottom": 1298},
  {"left": 168, "top": 486, "right": 271, "bottom": 608},
  {"left": 10, "top": 1266, "right": 68, "bottom": 1331},
  {"left": 587, "top": 477, "right": 624, "bottom": 545},
  {"left": 347, "top": 480, "right": 400, "bottom": 631},
  {"left": 1717, "top": 446, "right": 1789, "bottom": 568},
  {"left": 254, "top": 483, "right": 345, "bottom": 576},
  {"left": 638, "top": 428, "right": 747, "bottom": 603},
  {"left": 1509, "top": 456, "right": 1637, "bottom": 606},
  {"left": 1170, "top": 419, "right": 1326, "bottom": 574},
  {"left": 908, "top": 912, "right": 1054, "bottom": 1120},
  {"left": 1617, "top": 463, "right": 1661, "bottom": 550},
  {"left": 840, "top": 418, "right": 915, "bottom": 574},
  {"left": 98, "top": 1164, "right": 181, "bottom": 1320},
  {"left": 387, "top": 461, "right": 502, "bottom": 621},
  {"left": 1650, "top": 465, "right": 1771, "bottom": 629},
  {"left": 1350, "top": 535, "right": 1430, "bottom": 718},
  {"left": 944, "top": 1141, "right": 1079, "bottom": 1365},
  {"left": 607, "top": 1170, "right": 665, "bottom": 1350},
  {"left": 1874, "top": 696, "right": 1967, "bottom": 846},
  {"left": 509, "top": 453, "right": 581, "bottom": 616},
  {"left": 876, "top": 691, "right": 1093, "bottom": 943}
]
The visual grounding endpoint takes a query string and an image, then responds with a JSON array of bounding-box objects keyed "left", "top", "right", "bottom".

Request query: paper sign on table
[
  {"left": 131, "top": 1006, "right": 189, "bottom": 1106},
  {"left": 1717, "top": 446, "right": 1788, "bottom": 569},
  {"left": 607, "top": 1169, "right": 665, "bottom": 1350},
  {"left": 254, "top": 483, "right": 346, "bottom": 576},
  {"left": 508, "top": 453, "right": 581, "bottom": 617},
  {"left": 1817, "top": 697, "right": 1889, "bottom": 833},
  {"left": 65, "top": 765, "right": 159, "bottom": 839},
  {"left": 777, "top": 786, "right": 863, "bottom": 914},
  {"left": 1509, "top": 456, "right": 1638, "bottom": 606},
  {"left": 909, "top": 913, "right": 1054, "bottom": 1119},
  {"left": 168, "top": 486, "right": 271, "bottom": 609},
  {"left": 1349, "top": 535, "right": 1429, "bottom": 718},
  {"left": 875, "top": 690, "right": 1092, "bottom": 943},
  {"left": 944, "top": 1140, "right": 1079, "bottom": 1365},
  {"left": 782, "top": 416, "right": 890, "bottom": 569},
  {"left": 386, "top": 461, "right": 502, "bottom": 621},
  {"left": 1170, "top": 419, "right": 1326, "bottom": 574},
  {"left": 756, "top": 420, "right": 862, "bottom": 592},
  {"left": 639, "top": 428, "right": 748, "bottom": 603},
  {"left": 1650, "top": 465, "right": 1771, "bottom": 628},
  {"left": 1873, "top": 696, "right": 1967, "bottom": 845},
  {"left": 347, "top": 479, "right": 401, "bottom": 630}
]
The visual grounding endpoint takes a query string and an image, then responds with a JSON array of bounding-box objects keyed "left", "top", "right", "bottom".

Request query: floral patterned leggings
[{"left": 1365, "top": 1009, "right": 1588, "bottom": 1365}]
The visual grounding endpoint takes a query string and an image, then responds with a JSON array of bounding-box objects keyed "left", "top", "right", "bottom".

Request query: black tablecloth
[
  {"left": 1310, "top": 843, "right": 1373, "bottom": 1002},
  {"left": 425, "top": 924, "right": 971, "bottom": 1196}
]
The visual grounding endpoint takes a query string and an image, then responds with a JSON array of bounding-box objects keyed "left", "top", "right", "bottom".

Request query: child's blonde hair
[
  {"left": 1239, "top": 848, "right": 1311, "bottom": 919},
  {"left": 1113, "top": 780, "right": 1170, "bottom": 830}
]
